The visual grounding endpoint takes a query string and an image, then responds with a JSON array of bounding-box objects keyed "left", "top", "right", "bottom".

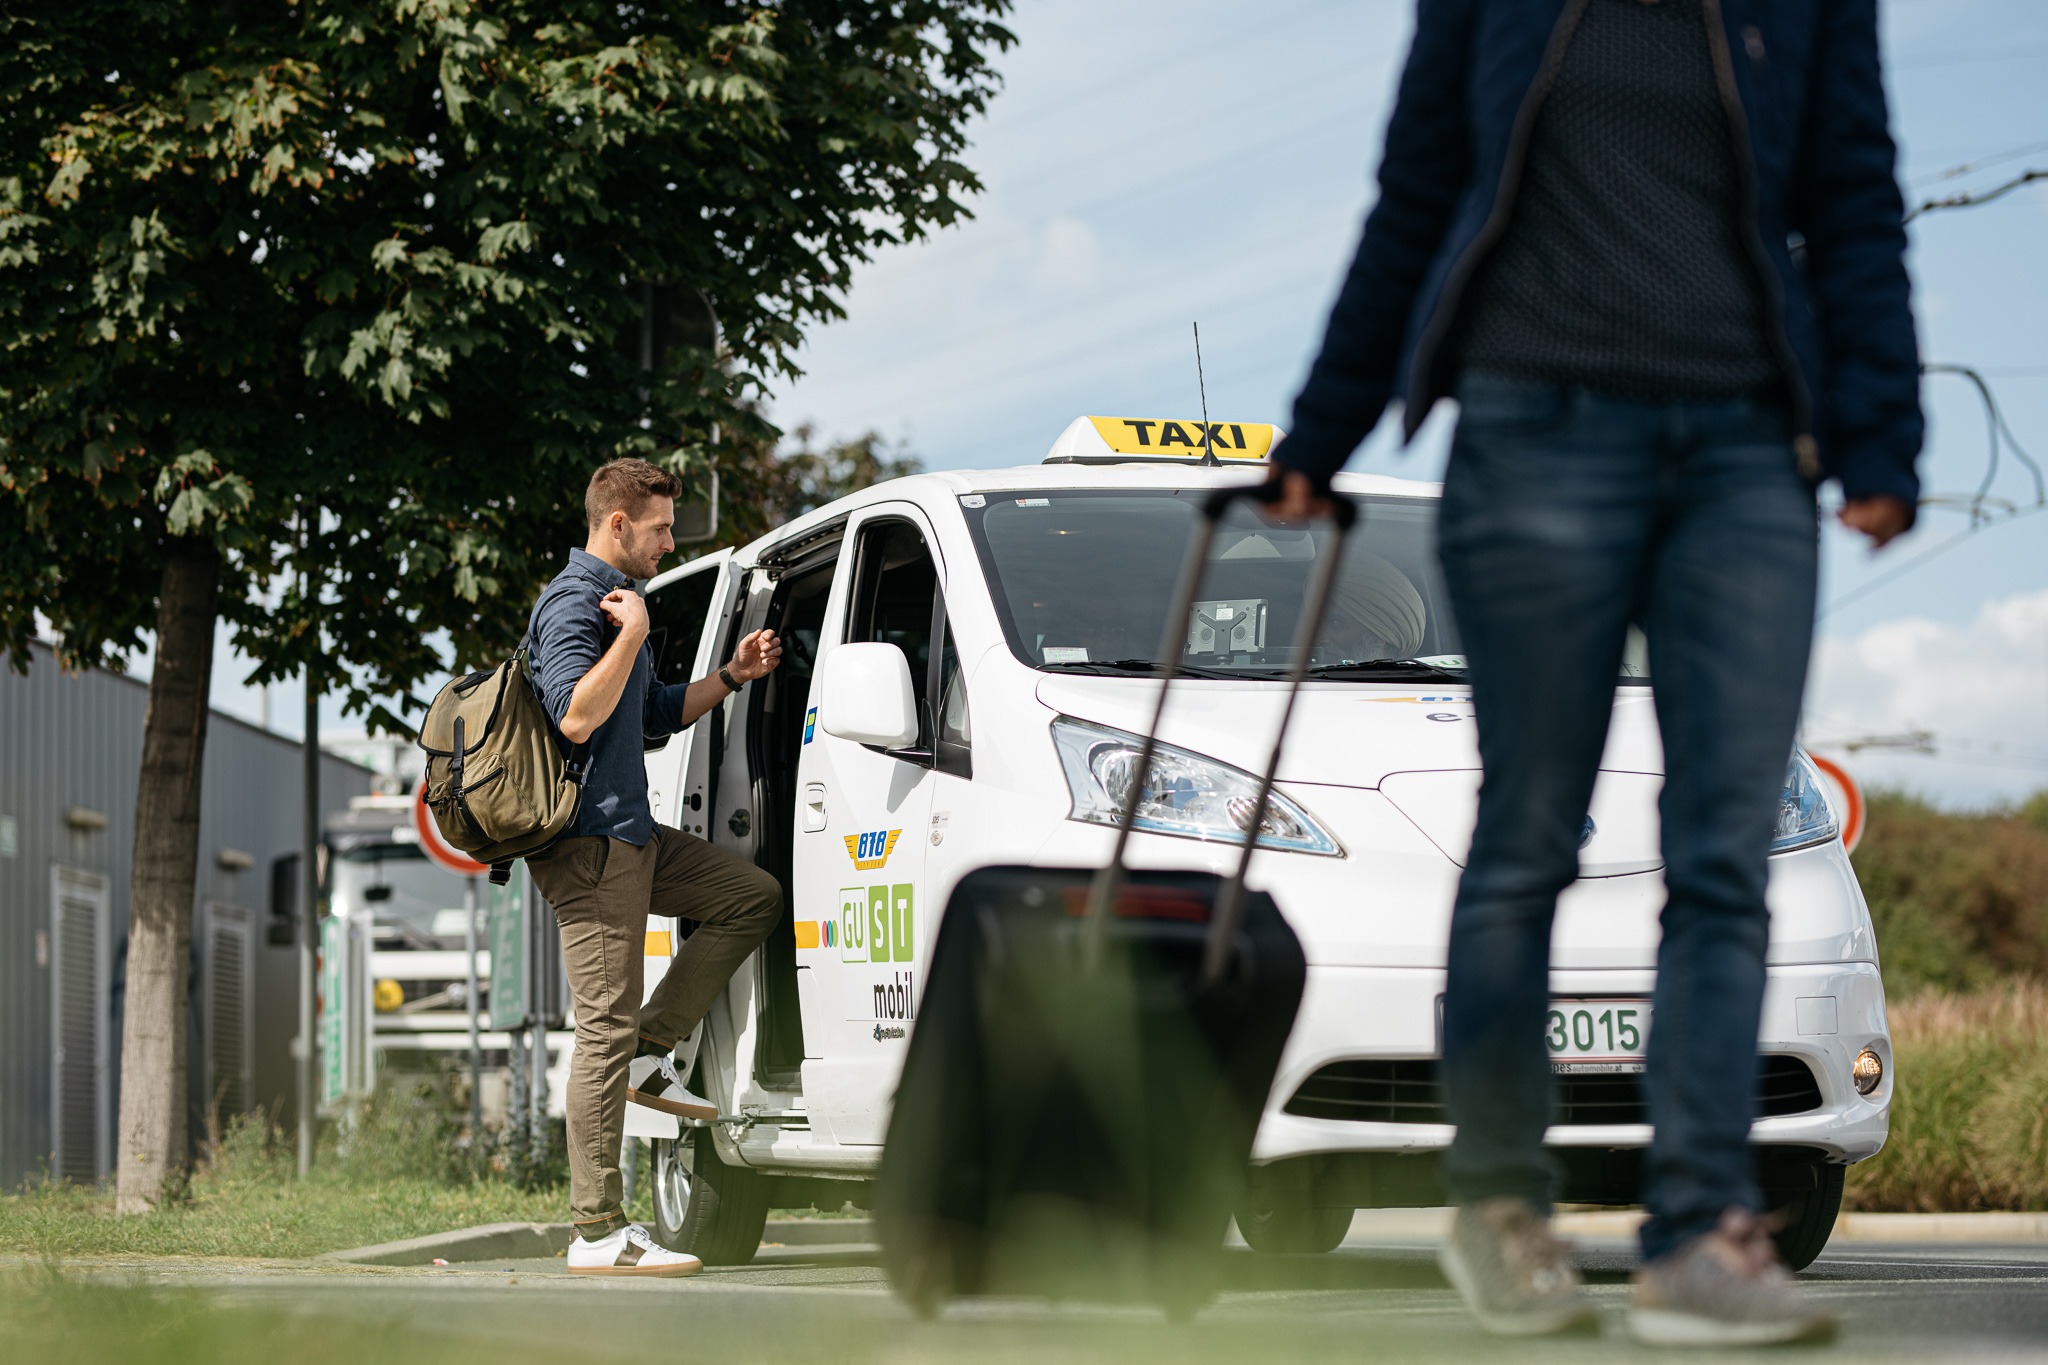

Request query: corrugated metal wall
[{"left": 0, "top": 641, "right": 371, "bottom": 1188}]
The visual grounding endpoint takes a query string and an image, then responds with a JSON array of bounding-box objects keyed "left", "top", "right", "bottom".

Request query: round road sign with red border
[
  {"left": 1808, "top": 753, "right": 1865, "bottom": 855},
  {"left": 414, "top": 778, "right": 489, "bottom": 877}
]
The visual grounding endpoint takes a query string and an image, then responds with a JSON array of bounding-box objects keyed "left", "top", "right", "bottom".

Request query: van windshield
[
  {"left": 331, "top": 844, "right": 471, "bottom": 947},
  {"left": 963, "top": 490, "right": 1468, "bottom": 680}
]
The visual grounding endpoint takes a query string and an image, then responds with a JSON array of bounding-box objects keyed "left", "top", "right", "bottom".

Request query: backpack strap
[
  {"left": 489, "top": 860, "right": 513, "bottom": 886},
  {"left": 523, "top": 583, "right": 594, "bottom": 784}
]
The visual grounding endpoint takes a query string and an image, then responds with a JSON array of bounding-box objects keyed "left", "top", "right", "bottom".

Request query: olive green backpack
[{"left": 418, "top": 650, "right": 589, "bottom": 884}]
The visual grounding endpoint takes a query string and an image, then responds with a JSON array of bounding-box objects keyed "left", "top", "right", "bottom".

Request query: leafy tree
[{"left": 0, "top": 0, "right": 1012, "bottom": 1211}]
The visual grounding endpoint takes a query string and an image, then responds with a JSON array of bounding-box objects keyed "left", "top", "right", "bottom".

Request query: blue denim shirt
[{"left": 527, "top": 548, "right": 690, "bottom": 845}]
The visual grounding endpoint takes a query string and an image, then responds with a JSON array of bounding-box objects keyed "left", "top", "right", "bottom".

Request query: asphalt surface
[{"left": 48, "top": 1227, "right": 2048, "bottom": 1363}]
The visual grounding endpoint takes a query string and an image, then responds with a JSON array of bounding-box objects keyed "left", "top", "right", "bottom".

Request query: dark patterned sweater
[{"left": 1456, "top": 0, "right": 1779, "bottom": 400}]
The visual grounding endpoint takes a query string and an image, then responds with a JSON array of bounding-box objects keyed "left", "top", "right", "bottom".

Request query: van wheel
[
  {"left": 1235, "top": 1200, "right": 1353, "bottom": 1254},
  {"left": 650, "top": 1127, "right": 770, "bottom": 1266},
  {"left": 1763, "top": 1160, "right": 1844, "bottom": 1272}
]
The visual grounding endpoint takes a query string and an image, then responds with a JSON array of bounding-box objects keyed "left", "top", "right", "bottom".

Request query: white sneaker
[
  {"left": 566, "top": 1223, "right": 703, "bottom": 1277},
  {"left": 627, "top": 1052, "right": 717, "bottom": 1119}
]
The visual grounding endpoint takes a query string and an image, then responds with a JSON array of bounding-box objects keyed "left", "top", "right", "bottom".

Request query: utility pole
[
  {"left": 297, "top": 661, "right": 319, "bottom": 1175},
  {"left": 465, "top": 874, "right": 482, "bottom": 1136},
  {"left": 298, "top": 512, "right": 319, "bottom": 1178}
]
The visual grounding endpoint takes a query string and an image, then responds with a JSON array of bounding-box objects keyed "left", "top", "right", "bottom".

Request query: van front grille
[{"left": 1284, "top": 1055, "right": 1824, "bottom": 1126}]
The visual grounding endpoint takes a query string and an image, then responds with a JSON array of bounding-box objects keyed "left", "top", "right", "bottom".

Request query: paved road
[{"left": 60, "top": 1228, "right": 2048, "bottom": 1362}]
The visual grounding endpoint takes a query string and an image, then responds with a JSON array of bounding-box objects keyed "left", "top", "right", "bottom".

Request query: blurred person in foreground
[{"left": 1269, "top": 0, "right": 1918, "bottom": 1346}]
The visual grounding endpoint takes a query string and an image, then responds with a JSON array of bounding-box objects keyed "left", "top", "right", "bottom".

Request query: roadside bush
[
  {"left": 1852, "top": 791, "right": 2048, "bottom": 999},
  {"left": 1845, "top": 983, "right": 2048, "bottom": 1211}
]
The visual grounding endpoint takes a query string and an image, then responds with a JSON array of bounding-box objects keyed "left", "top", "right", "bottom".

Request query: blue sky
[
  {"left": 754, "top": 0, "right": 2048, "bottom": 807},
  {"left": 202, "top": 0, "right": 2048, "bottom": 807}
]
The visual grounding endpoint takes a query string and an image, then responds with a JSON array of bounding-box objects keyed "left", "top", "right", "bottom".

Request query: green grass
[
  {"left": 0, "top": 1272, "right": 588, "bottom": 1365},
  {"left": 0, "top": 1081, "right": 563, "bottom": 1260},
  {"left": 0, "top": 1172, "right": 565, "bottom": 1261}
]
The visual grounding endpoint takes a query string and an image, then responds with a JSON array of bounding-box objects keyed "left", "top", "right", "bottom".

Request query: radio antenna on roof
[{"left": 1193, "top": 322, "right": 1219, "bottom": 467}]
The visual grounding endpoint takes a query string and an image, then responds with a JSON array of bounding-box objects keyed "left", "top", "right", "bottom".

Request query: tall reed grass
[{"left": 1845, "top": 981, "right": 2048, "bottom": 1211}]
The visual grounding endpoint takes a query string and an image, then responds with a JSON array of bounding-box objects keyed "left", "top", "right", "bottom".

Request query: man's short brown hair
[{"left": 586, "top": 458, "right": 682, "bottom": 529}]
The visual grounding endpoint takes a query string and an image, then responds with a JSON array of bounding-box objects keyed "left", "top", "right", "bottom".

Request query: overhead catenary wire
[
  {"left": 1905, "top": 167, "right": 2048, "bottom": 222},
  {"left": 1921, "top": 362, "right": 2048, "bottom": 523},
  {"left": 1818, "top": 363, "right": 2047, "bottom": 619},
  {"left": 1908, "top": 137, "right": 2048, "bottom": 189}
]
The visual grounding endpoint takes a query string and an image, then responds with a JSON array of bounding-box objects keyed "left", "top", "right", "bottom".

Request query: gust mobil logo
[{"left": 845, "top": 829, "right": 902, "bottom": 871}]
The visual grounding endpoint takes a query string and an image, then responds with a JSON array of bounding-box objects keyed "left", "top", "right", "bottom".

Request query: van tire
[
  {"left": 649, "top": 1127, "right": 771, "bottom": 1266},
  {"left": 1763, "top": 1159, "right": 1844, "bottom": 1272},
  {"left": 1235, "top": 1201, "right": 1353, "bottom": 1255}
]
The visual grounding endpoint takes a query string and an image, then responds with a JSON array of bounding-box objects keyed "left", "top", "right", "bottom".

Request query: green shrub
[{"left": 1852, "top": 791, "right": 2048, "bottom": 999}]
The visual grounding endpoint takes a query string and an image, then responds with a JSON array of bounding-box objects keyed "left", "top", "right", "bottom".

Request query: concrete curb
[
  {"left": 321, "top": 1218, "right": 877, "bottom": 1266},
  {"left": 1832, "top": 1212, "right": 2048, "bottom": 1243},
  {"left": 762, "top": 1219, "right": 875, "bottom": 1247},
  {"left": 320, "top": 1222, "right": 576, "bottom": 1266},
  {"left": 1560, "top": 1209, "right": 2048, "bottom": 1245},
  {"left": 1346, "top": 1207, "right": 2048, "bottom": 1246}
]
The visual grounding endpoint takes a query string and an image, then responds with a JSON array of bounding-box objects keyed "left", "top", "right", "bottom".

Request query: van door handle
[{"left": 802, "top": 784, "right": 828, "bottom": 833}]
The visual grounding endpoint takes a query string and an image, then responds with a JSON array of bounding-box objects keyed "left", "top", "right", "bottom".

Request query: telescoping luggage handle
[{"left": 1083, "top": 482, "right": 1359, "bottom": 984}]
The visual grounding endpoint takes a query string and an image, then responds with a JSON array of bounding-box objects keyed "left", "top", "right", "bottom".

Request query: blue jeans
[{"left": 1435, "top": 373, "right": 1818, "bottom": 1262}]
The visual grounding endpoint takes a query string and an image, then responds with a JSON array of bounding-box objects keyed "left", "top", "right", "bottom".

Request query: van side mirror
[{"left": 818, "top": 643, "right": 920, "bottom": 748}]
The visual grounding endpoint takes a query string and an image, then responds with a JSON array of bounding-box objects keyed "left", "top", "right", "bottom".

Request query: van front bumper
[{"left": 1250, "top": 961, "right": 1891, "bottom": 1169}]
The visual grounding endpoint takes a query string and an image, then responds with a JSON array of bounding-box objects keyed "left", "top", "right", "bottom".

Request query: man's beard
[{"left": 623, "top": 534, "right": 664, "bottom": 579}]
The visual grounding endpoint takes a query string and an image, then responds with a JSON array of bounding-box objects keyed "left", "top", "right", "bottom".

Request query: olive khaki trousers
[{"left": 526, "top": 825, "right": 783, "bottom": 1239}]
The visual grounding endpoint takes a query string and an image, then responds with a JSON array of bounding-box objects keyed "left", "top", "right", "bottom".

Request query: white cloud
[
  {"left": 1805, "top": 586, "right": 2048, "bottom": 808},
  {"left": 1034, "top": 215, "right": 1104, "bottom": 289}
]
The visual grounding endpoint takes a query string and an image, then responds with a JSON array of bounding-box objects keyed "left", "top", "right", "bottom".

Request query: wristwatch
[{"left": 718, "top": 666, "right": 744, "bottom": 693}]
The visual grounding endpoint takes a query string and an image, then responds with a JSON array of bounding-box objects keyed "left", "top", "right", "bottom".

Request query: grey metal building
[{"left": 0, "top": 641, "right": 370, "bottom": 1189}]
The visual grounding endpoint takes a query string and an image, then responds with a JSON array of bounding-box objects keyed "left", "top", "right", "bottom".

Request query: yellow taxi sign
[{"left": 1044, "top": 415, "right": 1281, "bottom": 464}]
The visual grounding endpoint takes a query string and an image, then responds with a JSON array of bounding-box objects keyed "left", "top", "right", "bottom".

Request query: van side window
[
  {"left": 646, "top": 568, "right": 720, "bottom": 688},
  {"left": 845, "top": 518, "right": 969, "bottom": 776},
  {"left": 936, "top": 616, "right": 971, "bottom": 778},
  {"left": 643, "top": 564, "right": 723, "bottom": 751},
  {"left": 848, "top": 521, "right": 938, "bottom": 753}
]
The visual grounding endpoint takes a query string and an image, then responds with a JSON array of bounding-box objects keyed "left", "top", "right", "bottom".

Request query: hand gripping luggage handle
[{"left": 1084, "top": 482, "right": 1358, "bottom": 983}]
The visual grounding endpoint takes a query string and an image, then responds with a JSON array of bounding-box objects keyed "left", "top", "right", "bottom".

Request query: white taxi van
[{"left": 625, "top": 416, "right": 1890, "bottom": 1270}]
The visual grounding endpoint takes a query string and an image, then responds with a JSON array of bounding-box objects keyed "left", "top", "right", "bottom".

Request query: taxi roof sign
[{"left": 1044, "top": 415, "right": 1281, "bottom": 465}]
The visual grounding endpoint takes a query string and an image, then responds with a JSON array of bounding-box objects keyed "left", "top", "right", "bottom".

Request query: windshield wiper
[
  {"left": 1039, "top": 658, "right": 1246, "bottom": 679},
  {"left": 1301, "top": 658, "right": 1468, "bottom": 681}
]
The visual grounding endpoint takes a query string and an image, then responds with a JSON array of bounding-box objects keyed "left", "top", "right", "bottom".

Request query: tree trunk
[{"left": 115, "top": 541, "right": 219, "bottom": 1214}]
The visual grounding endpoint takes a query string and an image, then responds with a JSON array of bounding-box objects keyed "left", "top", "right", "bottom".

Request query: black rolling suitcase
[{"left": 875, "top": 483, "right": 1356, "bottom": 1319}]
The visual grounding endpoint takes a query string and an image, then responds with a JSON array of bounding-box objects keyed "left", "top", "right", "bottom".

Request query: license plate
[{"left": 1547, "top": 999, "right": 1651, "bottom": 1072}]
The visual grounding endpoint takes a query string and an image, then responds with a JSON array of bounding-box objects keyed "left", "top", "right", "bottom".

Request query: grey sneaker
[
  {"left": 1438, "top": 1196, "right": 1599, "bottom": 1337},
  {"left": 1629, "top": 1207, "right": 1837, "bottom": 1346}
]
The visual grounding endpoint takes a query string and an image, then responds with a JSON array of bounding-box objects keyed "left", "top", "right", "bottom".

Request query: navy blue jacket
[
  {"left": 1278, "top": 0, "right": 1922, "bottom": 510},
  {"left": 528, "top": 548, "right": 689, "bottom": 845}
]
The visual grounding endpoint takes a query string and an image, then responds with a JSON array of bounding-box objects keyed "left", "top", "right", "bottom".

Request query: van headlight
[
  {"left": 1772, "top": 751, "right": 1840, "bottom": 854},
  {"left": 1050, "top": 717, "right": 1342, "bottom": 857}
]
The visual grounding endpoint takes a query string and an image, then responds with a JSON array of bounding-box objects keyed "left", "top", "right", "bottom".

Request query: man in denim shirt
[
  {"left": 526, "top": 458, "right": 784, "bottom": 1276},
  {"left": 1270, "top": 0, "right": 1918, "bottom": 1347}
]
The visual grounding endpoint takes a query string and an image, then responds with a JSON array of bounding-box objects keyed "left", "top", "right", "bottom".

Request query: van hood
[
  {"left": 1035, "top": 675, "right": 1668, "bottom": 879},
  {"left": 1033, "top": 675, "right": 1664, "bottom": 789}
]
